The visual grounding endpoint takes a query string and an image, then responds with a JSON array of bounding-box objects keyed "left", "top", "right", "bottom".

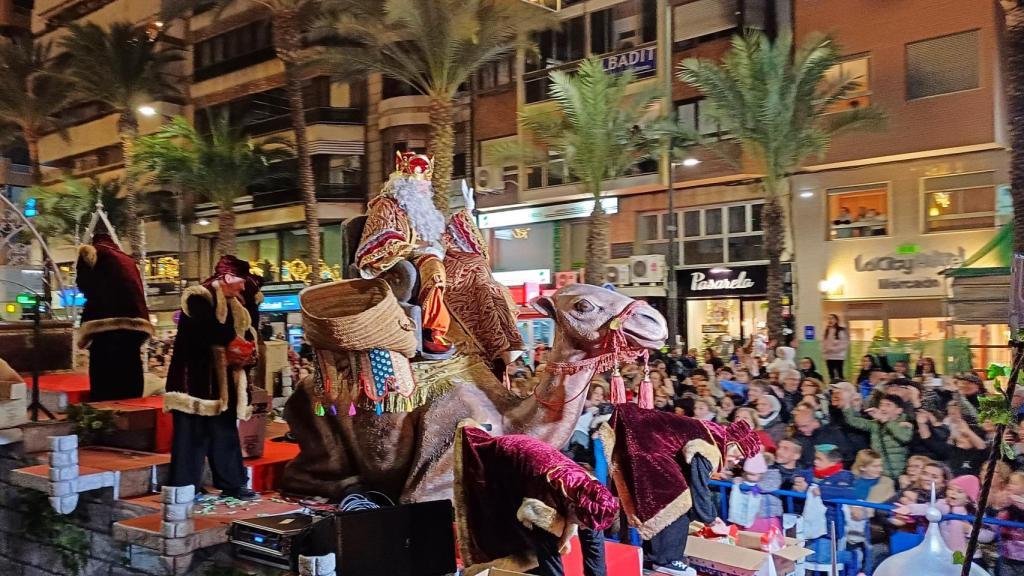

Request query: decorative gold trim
[
  {"left": 683, "top": 439, "right": 723, "bottom": 470},
  {"left": 517, "top": 498, "right": 565, "bottom": 536}
]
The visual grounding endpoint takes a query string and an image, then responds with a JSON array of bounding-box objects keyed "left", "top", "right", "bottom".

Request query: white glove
[{"left": 461, "top": 179, "right": 475, "bottom": 212}]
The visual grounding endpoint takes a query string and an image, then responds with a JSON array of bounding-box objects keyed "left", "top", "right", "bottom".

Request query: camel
[{"left": 280, "top": 283, "right": 668, "bottom": 503}]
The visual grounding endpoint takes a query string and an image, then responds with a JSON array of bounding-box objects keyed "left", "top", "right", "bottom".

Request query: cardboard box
[
  {"left": 0, "top": 396, "right": 28, "bottom": 429},
  {"left": 685, "top": 530, "right": 812, "bottom": 576}
]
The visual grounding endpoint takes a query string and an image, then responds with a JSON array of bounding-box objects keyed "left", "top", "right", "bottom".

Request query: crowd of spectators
[{"left": 544, "top": 334, "right": 1024, "bottom": 576}]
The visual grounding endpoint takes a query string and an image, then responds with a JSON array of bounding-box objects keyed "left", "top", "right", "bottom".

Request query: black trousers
[
  {"left": 529, "top": 527, "right": 607, "bottom": 576},
  {"left": 88, "top": 330, "right": 147, "bottom": 401},
  {"left": 826, "top": 359, "right": 845, "bottom": 382},
  {"left": 646, "top": 514, "right": 689, "bottom": 566},
  {"left": 168, "top": 409, "right": 247, "bottom": 493}
]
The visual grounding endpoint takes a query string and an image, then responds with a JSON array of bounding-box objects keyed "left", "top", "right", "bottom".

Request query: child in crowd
[
  {"left": 733, "top": 452, "right": 783, "bottom": 532},
  {"left": 770, "top": 439, "right": 804, "bottom": 491},
  {"left": 899, "top": 455, "right": 933, "bottom": 490},
  {"left": 792, "top": 445, "right": 855, "bottom": 566},
  {"left": 693, "top": 397, "right": 717, "bottom": 422},
  {"left": 997, "top": 471, "right": 1024, "bottom": 576},
  {"left": 895, "top": 474, "right": 993, "bottom": 562}
]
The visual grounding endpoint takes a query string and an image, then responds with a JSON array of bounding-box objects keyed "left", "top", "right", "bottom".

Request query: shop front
[{"left": 678, "top": 264, "right": 791, "bottom": 352}]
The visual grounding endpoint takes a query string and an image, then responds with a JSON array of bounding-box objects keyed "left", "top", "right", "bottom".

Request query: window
[
  {"left": 923, "top": 171, "right": 997, "bottom": 233},
  {"left": 590, "top": 0, "right": 657, "bottom": 55},
  {"left": 673, "top": 0, "right": 738, "bottom": 44},
  {"left": 637, "top": 201, "right": 764, "bottom": 265},
  {"left": 906, "top": 30, "right": 980, "bottom": 100},
  {"left": 827, "top": 183, "right": 888, "bottom": 239},
  {"left": 477, "top": 56, "right": 513, "bottom": 91},
  {"left": 824, "top": 55, "right": 872, "bottom": 113},
  {"left": 524, "top": 152, "right": 577, "bottom": 189},
  {"left": 327, "top": 155, "right": 363, "bottom": 186},
  {"left": 194, "top": 19, "right": 274, "bottom": 80},
  {"left": 677, "top": 99, "right": 726, "bottom": 139}
]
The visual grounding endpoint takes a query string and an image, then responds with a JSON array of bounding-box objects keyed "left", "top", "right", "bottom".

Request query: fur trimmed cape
[
  {"left": 75, "top": 234, "right": 154, "bottom": 348},
  {"left": 454, "top": 421, "right": 618, "bottom": 576},
  {"left": 163, "top": 283, "right": 256, "bottom": 420}
]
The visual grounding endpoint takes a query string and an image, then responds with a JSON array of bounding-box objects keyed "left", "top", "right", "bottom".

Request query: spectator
[
  {"left": 734, "top": 407, "right": 777, "bottom": 454},
  {"left": 915, "top": 356, "right": 940, "bottom": 380},
  {"left": 856, "top": 355, "right": 880, "bottom": 390},
  {"left": 846, "top": 449, "right": 896, "bottom": 570},
  {"left": 654, "top": 392, "right": 673, "bottom": 412},
  {"left": 650, "top": 369, "right": 674, "bottom": 399},
  {"left": 828, "top": 381, "right": 871, "bottom": 459},
  {"left": 693, "top": 397, "right": 717, "bottom": 422},
  {"left": 746, "top": 380, "right": 771, "bottom": 407},
  {"left": 754, "top": 395, "right": 787, "bottom": 444},
  {"left": 735, "top": 452, "right": 783, "bottom": 533},
  {"left": 792, "top": 445, "right": 855, "bottom": 567},
  {"left": 896, "top": 474, "right": 993, "bottom": 562},
  {"left": 899, "top": 455, "right": 933, "bottom": 491},
  {"left": 955, "top": 373, "right": 984, "bottom": 410},
  {"left": 688, "top": 369, "right": 711, "bottom": 398},
  {"left": 821, "top": 314, "right": 850, "bottom": 382},
  {"left": 717, "top": 367, "right": 747, "bottom": 399},
  {"left": 800, "top": 357, "right": 824, "bottom": 382},
  {"left": 946, "top": 405, "right": 988, "bottom": 476},
  {"left": 841, "top": 393, "right": 913, "bottom": 478},
  {"left": 800, "top": 377, "right": 829, "bottom": 421},
  {"left": 909, "top": 408, "right": 951, "bottom": 462},
  {"left": 779, "top": 370, "right": 804, "bottom": 414},
  {"left": 704, "top": 348, "right": 725, "bottom": 371},
  {"left": 996, "top": 471, "right": 1024, "bottom": 576},
  {"left": 892, "top": 360, "right": 910, "bottom": 379},
  {"left": 716, "top": 393, "right": 741, "bottom": 424},
  {"left": 767, "top": 345, "right": 796, "bottom": 374},
  {"left": 917, "top": 461, "right": 952, "bottom": 497},
  {"left": 790, "top": 402, "right": 849, "bottom": 469},
  {"left": 769, "top": 438, "right": 804, "bottom": 491}
]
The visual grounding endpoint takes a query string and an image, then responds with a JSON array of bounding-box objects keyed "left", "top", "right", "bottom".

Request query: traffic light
[{"left": 23, "top": 197, "right": 37, "bottom": 218}]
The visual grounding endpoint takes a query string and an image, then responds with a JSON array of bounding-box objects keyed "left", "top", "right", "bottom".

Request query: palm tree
[
  {"left": 26, "top": 177, "right": 127, "bottom": 242},
  {"left": 163, "top": 0, "right": 327, "bottom": 283},
  {"left": 0, "top": 40, "right": 76, "bottom": 185},
  {"left": 134, "top": 114, "right": 292, "bottom": 256},
  {"left": 518, "top": 58, "right": 665, "bottom": 285},
  {"left": 677, "top": 31, "right": 883, "bottom": 343},
  {"left": 59, "top": 21, "right": 183, "bottom": 265},
  {"left": 318, "top": 0, "right": 553, "bottom": 213}
]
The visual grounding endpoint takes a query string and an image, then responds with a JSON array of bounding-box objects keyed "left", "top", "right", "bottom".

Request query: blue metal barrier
[{"left": 709, "top": 479, "right": 1024, "bottom": 529}]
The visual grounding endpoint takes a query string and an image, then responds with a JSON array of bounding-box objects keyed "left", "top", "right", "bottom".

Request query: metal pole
[{"left": 666, "top": 166, "right": 679, "bottom": 347}]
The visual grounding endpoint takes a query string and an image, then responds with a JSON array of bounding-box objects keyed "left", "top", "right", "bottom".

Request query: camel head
[{"left": 531, "top": 284, "right": 668, "bottom": 356}]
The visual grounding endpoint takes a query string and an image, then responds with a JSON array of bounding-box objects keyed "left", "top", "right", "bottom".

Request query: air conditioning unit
[
  {"left": 629, "top": 254, "right": 666, "bottom": 284},
  {"left": 553, "top": 271, "right": 578, "bottom": 289},
  {"left": 474, "top": 165, "right": 503, "bottom": 192},
  {"left": 606, "top": 260, "right": 631, "bottom": 286}
]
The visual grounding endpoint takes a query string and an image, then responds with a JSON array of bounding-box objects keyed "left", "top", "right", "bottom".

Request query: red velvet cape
[
  {"left": 600, "top": 403, "right": 761, "bottom": 539},
  {"left": 454, "top": 422, "right": 618, "bottom": 574}
]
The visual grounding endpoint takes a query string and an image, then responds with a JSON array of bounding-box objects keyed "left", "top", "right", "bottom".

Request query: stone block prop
[
  {"left": 8, "top": 434, "right": 118, "bottom": 513},
  {"left": 299, "top": 553, "right": 337, "bottom": 576}
]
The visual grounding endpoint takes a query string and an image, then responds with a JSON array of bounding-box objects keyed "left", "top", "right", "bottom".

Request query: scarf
[
  {"left": 814, "top": 462, "right": 844, "bottom": 479},
  {"left": 853, "top": 476, "right": 880, "bottom": 500}
]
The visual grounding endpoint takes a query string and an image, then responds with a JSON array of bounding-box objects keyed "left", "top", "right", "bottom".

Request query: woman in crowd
[
  {"left": 822, "top": 314, "right": 850, "bottom": 382},
  {"left": 753, "top": 395, "right": 787, "bottom": 443},
  {"left": 734, "top": 407, "right": 777, "bottom": 454},
  {"left": 800, "top": 357, "right": 824, "bottom": 382}
]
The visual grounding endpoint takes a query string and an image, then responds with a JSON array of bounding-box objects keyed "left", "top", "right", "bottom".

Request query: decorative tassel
[
  {"left": 638, "top": 376, "right": 654, "bottom": 409},
  {"left": 314, "top": 401, "right": 325, "bottom": 417},
  {"left": 328, "top": 404, "right": 338, "bottom": 416},
  {"left": 348, "top": 402, "right": 357, "bottom": 416},
  {"left": 503, "top": 370, "right": 512, "bottom": 391},
  {"left": 375, "top": 402, "right": 383, "bottom": 416},
  {"left": 610, "top": 369, "right": 626, "bottom": 404}
]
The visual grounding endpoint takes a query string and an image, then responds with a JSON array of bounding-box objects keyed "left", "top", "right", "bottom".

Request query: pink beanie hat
[
  {"left": 949, "top": 474, "right": 980, "bottom": 502},
  {"left": 743, "top": 452, "right": 768, "bottom": 474}
]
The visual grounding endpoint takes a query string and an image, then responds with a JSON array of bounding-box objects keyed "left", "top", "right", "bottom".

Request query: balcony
[
  {"left": 193, "top": 46, "right": 277, "bottom": 82},
  {"left": 247, "top": 107, "right": 365, "bottom": 137},
  {"left": 250, "top": 182, "right": 365, "bottom": 209}
]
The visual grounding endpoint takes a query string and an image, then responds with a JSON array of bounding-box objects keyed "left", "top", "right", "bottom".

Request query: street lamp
[{"left": 666, "top": 158, "right": 701, "bottom": 349}]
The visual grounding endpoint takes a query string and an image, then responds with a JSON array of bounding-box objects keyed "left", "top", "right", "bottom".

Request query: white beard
[{"left": 392, "top": 176, "right": 445, "bottom": 243}]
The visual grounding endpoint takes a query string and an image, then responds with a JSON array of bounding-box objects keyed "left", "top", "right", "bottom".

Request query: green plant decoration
[
  {"left": 20, "top": 490, "right": 91, "bottom": 576},
  {"left": 65, "top": 403, "right": 118, "bottom": 445}
]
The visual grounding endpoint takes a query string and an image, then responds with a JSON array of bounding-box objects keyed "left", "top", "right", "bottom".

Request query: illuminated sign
[
  {"left": 492, "top": 269, "right": 551, "bottom": 287},
  {"left": 478, "top": 198, "right": 618, "bottom": 229},
  {"left": 58, "top": 289, "right": 86, "bottom": 307},
  {"left": 259, "top": 294, "right": 301, "bottom": 312}
]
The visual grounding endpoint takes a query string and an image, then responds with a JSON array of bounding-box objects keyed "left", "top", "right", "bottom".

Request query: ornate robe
[{"left": 355, "top": 195, "right": 524, "bottom": 359}]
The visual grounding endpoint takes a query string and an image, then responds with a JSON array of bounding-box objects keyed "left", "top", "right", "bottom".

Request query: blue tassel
[
  {"left": 375, "top": 402, "right": 383, "bottom": 416},
  {"left": 328, "top": 404, "right": 338, "bottom": 416}
]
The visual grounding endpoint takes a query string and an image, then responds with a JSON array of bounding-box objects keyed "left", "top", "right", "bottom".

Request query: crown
[{"left": 394, "top": 151, "right": 434, "bottom": 180}]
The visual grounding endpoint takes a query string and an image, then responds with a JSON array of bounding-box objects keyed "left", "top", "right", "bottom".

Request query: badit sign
[{"left": 601, "top": 45, "right": 657, "bottom": 77}]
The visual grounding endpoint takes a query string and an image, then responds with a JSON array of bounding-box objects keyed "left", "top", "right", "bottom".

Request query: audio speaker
[{"left": 335, "top": 499, "right": 456, "bottom": 576}]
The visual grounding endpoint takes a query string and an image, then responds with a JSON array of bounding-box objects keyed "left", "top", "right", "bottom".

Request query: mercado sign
[{"left": 601, "top": 45, "right": 657, "bottom": 77}]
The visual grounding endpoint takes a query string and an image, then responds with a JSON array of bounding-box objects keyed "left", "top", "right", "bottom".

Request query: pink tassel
[
  {"left": 348, "top": 402, "right": 356, "bottom": 416},
  {"left": 638, "top": 377, "right": 654, "bottom": 409},
  {"left": 610, "top": 371, "right": 626, "bottom": 404}
]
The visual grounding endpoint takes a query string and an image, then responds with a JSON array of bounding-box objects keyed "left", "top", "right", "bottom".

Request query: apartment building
[{"left": 470, "top": 0, "right": 1011, "bottom": 359}]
